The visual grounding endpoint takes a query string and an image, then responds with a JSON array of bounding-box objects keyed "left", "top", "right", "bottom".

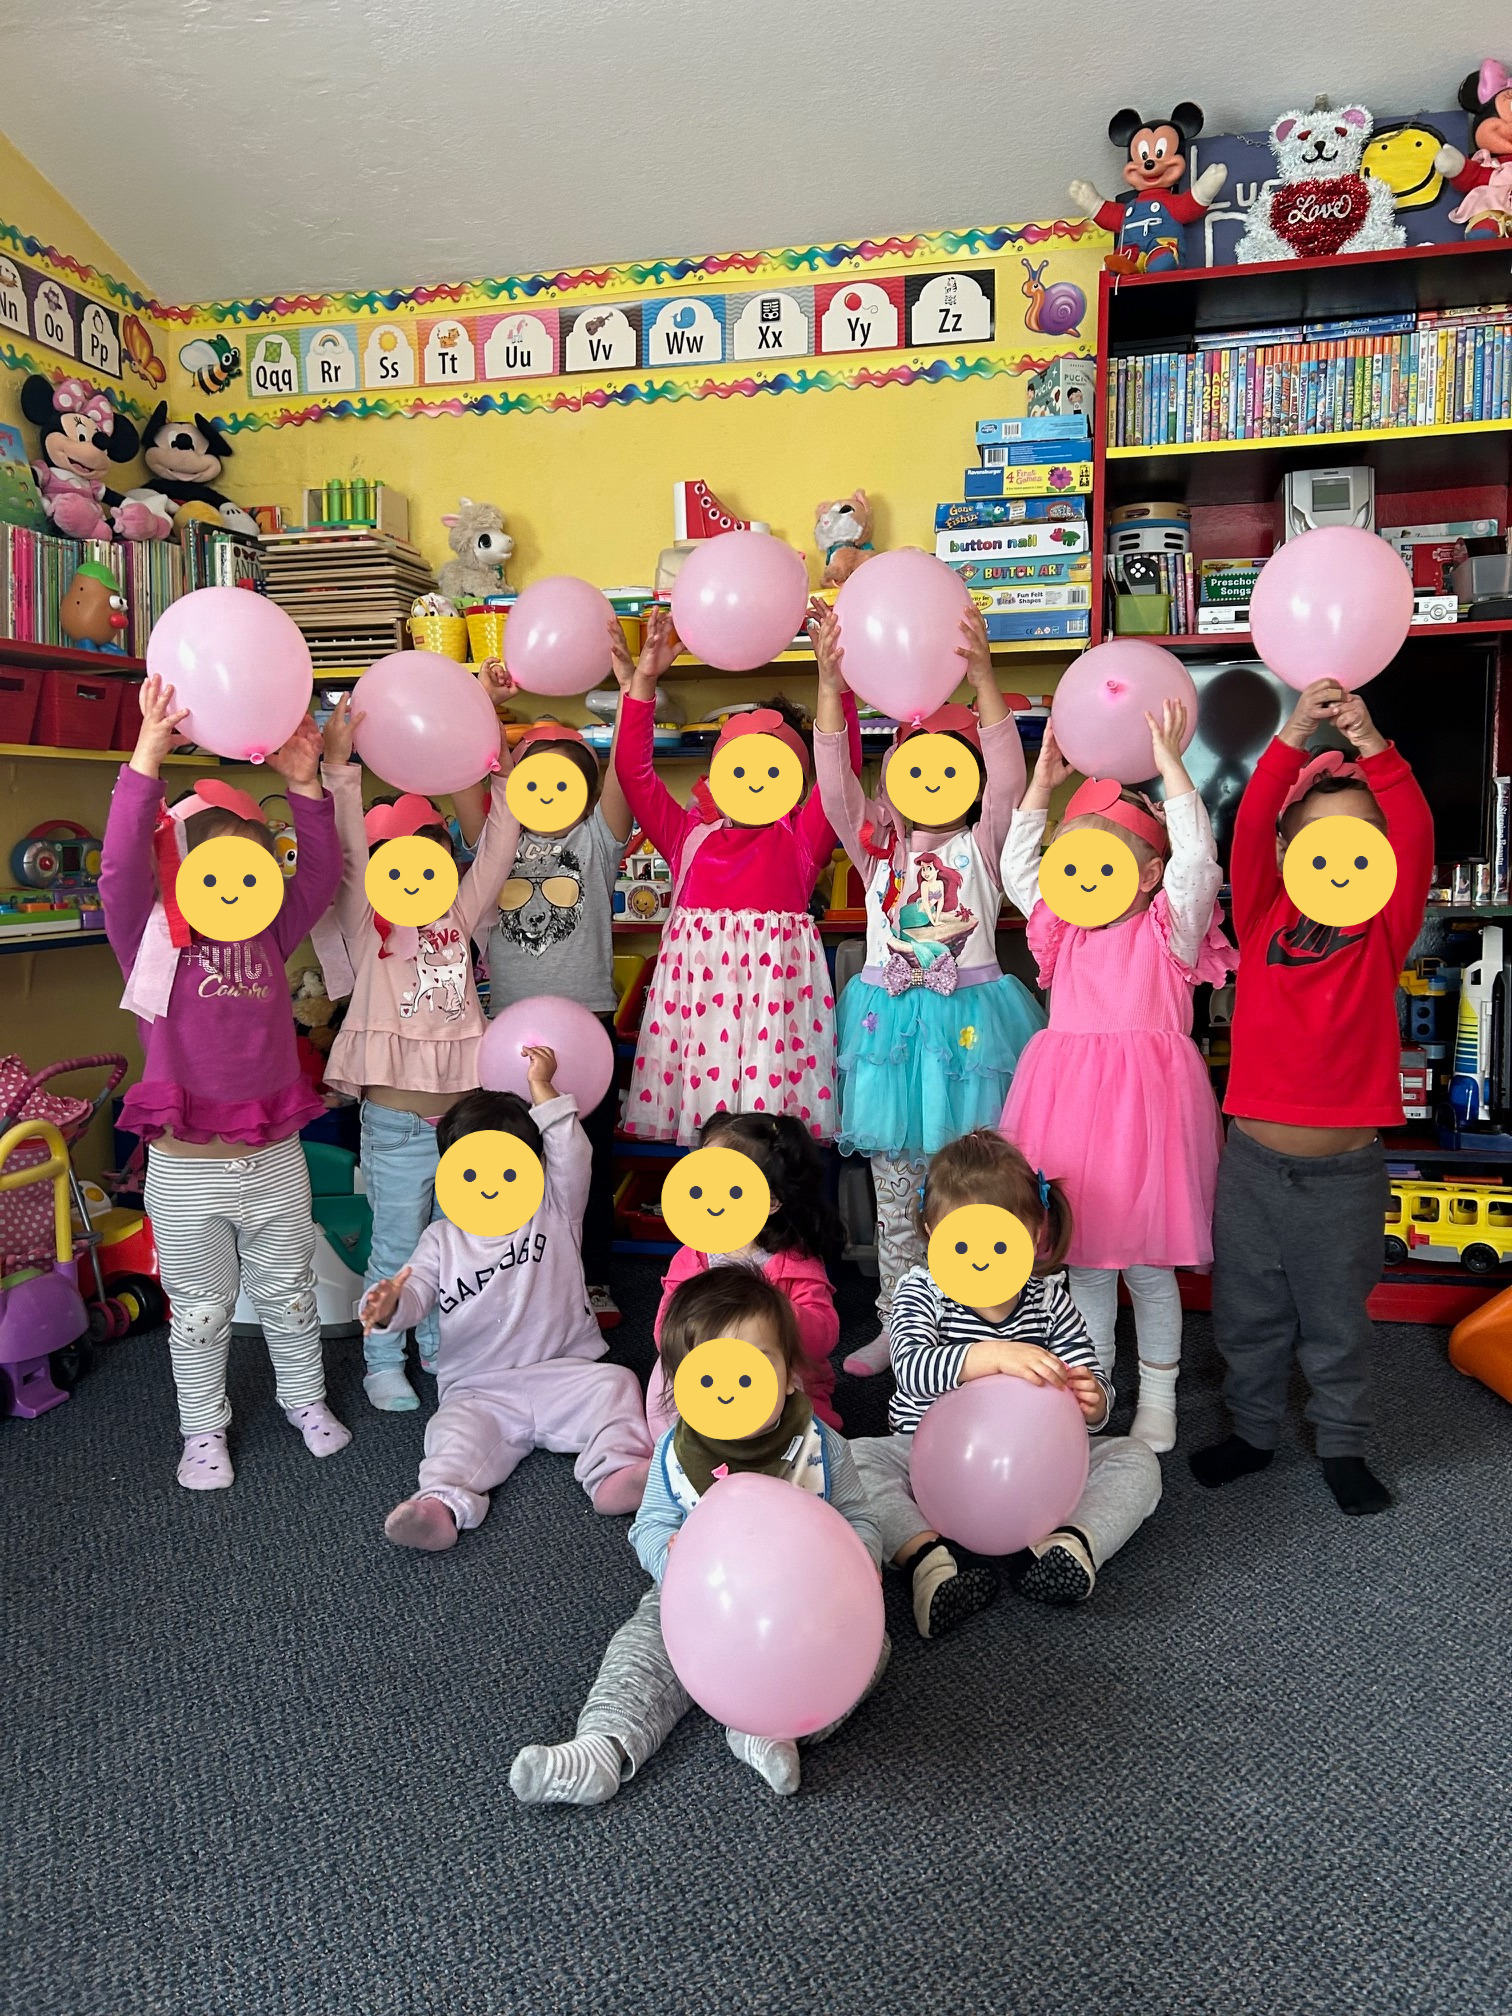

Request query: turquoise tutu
[{"left": 836, "top": 973, "right": 1045, "bottom": 1160}]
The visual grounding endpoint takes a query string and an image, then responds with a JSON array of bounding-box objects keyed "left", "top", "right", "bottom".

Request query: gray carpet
[{"left": 5, "top": 1262, "right": 1511, "bottom": 2016}]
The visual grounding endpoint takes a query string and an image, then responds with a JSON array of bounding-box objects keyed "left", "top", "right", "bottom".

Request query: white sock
[
  {"left": 726, "top": 1728, "right": 800, "bottom": 1794},
  {"left": 510, "top": 1735, "right": 625, "bottom": 1806},
  {"left": 283, "top": 1400, "right": 352, "bottom": 1458},
  {"left": 1130, "top": 1361, "right": 1179, "bottom": 1453},
  {"left": 843, "top": 1327, "right": 893, "bottom": 1376},
  {"left": 363, "top": 1367, "right": 419, "bottom": 1412},
  {"left": 178, "top": 1429, "right": 234, "bottom": 1491}
]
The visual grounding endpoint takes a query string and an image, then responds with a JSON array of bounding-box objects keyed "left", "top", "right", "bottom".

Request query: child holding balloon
[
  {"left": 850, "top": 1130, "right": 1161, "bottom": 1631},
  {"left": 485, "top": 619, "right": 638, "bottom": 1327},
  {"left": 103, "top": 675, "right": 350, "bottom": 1490},
  {"left": 615, "top": 608, "right": 863, "bottom": 1146},
  {"left": 510, "top": 1266, "right": 883, "bottom": 1805},
  {"left": 316, "top": 671, "right": 524, "bottom": 1413},
  {"left": 996, "top": 701, "right": 1233, "bottom": 1451},
  {"left": 1192, "top": 679, "right": 1432, "bottom": 1516},
  {"left": 811, "top": 601, "right": 1045, "bottom": 1375},
  {"left": 645, "top": 1111, "right": 845, "bottom": 1433}
]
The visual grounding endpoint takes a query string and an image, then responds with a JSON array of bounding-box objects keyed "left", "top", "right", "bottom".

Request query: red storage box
[
  {"left": 0, "top": 666, "right": 43, "bottom": 743},
  {"left": 36, "top": 670, "right": 121, "bottom": 750},
  {"left": 113, "top": 679, "right": 143, "bottom": 751}
]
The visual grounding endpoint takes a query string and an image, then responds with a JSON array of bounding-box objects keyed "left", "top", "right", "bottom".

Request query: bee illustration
[
  {"left": 121, "top": 314, "right": 167, "bottom": 387},
  {"left": 178, "top": 334, "right": 242, "bottom": 395}
]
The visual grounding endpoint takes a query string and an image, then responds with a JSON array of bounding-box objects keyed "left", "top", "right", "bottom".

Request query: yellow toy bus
[{"left": 1385, "top": 1178, "right": 1512, "bottom": 1273}]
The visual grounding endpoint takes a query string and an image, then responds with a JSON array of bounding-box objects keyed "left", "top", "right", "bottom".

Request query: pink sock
[
  {"left": 591, "top": 1459, "right": 650, "bottom": 1516},
  {"left": 843, "top": 1328, "right": 893, "bottom": 1377},
  {"left": 283, "top": 1401, "right": 352, "bottom": 1459},
  {"left": 178, "top": 1430, "right": 234, "bottom": 1491}
]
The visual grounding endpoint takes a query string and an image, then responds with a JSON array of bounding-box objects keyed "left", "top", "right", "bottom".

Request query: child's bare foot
[
  {"left": 591, "top": 1460, "right": 650, "bottom": 1516},
  {"left": 384, "top": 1494, "right": 458, "bottom": 1550}
]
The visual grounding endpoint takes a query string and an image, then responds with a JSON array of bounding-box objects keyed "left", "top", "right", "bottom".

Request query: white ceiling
[{"left": 0, "top": 0, "right": 1496, "bottom": 302}]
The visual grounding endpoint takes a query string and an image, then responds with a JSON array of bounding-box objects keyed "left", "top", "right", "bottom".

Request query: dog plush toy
[
  {"left": 1069, "top": 105, "right": 1227, "bottom": 272},
  {"left": 1434, "top": 60, "right": 1512, "bottom": 238},
  {"left": 438, "top": 497, "right": 514, "bottom": 602},
  {"left": 140, "top": 403, "right": 259, "bottom": 534},
  {"left": 815, "top": 491, "right": 875, "bottom": 587},
  {"left": 1235, "top": 105, "right": 1406, "bottom": 262}
]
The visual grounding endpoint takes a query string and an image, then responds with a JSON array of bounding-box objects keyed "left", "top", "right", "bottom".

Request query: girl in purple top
[{"left": 101, "top": 674, "right": 350, "bottom": 1492}]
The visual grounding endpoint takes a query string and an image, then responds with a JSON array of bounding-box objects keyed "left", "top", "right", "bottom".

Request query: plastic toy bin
[
  {"left": 113, "top": 681, "right": 143, "bottom": 750},
  {"left": 0, "top": 667, "right": 42, "bottom": 743},
  {"left": 36, "top": 671, "right": 122, "bottom": 750}
]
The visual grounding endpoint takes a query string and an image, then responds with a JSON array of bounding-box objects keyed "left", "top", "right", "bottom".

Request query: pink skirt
[
  {"left": 1001, "top": 1029, "right": 1224, "bottom": 1269},
  {"left": 625, "top": 908, "right": 837, "bottom": 1146}
]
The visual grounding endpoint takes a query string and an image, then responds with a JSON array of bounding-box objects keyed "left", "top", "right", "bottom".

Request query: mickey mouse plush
[
  {"left": 1069, "top": 105, "right": 1228, "bottom": 272},
  {"left": 1435, "top": 60, "right": 1512, "bottom": 238},
  {"left": 20, "top": 374, "right": 144, "bottom": 542},
  {"left": 140, "top": 403, "right": 259, "bottom": 534}
]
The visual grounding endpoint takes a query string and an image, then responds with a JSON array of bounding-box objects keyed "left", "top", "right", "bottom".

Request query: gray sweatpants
[
  {"left": 1211, "top": 1124, "right": 1388, "bottom": 1459},
  {"left": 576, "top": 1585, "right": 890, "bottom": 1777},
  {"left": 851, "top": 1431, "right": 1162, "bottom": 1567},
  {"left": 872, "top": 1153, "right": 927, "bottom": 1324}
]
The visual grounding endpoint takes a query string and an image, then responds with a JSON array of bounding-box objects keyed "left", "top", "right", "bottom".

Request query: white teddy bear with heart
[{"left": 1236, "top": 105, "right": 1405, "bottom": 263}]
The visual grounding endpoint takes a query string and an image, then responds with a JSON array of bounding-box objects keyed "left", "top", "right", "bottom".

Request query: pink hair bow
[
  {"left": 1480, "top": 57, "right": 1511, "bottom": 103},
  {"left": 52, "top": 378, "right": 115, "bottom": 433}
]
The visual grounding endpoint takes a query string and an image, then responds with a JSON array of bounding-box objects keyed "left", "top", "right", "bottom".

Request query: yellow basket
[
  {"left": 408, "top": 615, "right": 469, "bottom": 661},
  {"left": 466, "top": 609, "right": 508, "bottom": 661}
]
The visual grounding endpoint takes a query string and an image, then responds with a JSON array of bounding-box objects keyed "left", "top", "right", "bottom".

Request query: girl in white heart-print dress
[{"left": 615, "top": 610, "right": 862, "bottom": 1146}]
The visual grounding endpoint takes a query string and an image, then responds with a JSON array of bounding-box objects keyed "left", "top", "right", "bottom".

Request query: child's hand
[
  {"left": 607, "top": 616, "right": 635, "bottom": 692},
  {"left": 1331, "top": 689, "right": 1386, "bottom": 759},
  {"left": 965, "top": 1337, "right": 1070, "bottom": 1386},
  {"left": 360, "top": 1266, "right": 411, "bottom": 1336},
  {"left": 1277, "top": 678, "right": 1345, "bottom": 749},
  {"left": 1021, "top": 721, "right": 1074, "bottom": 811},
  {"left": 129, "top": 674, "right": 189, "bottom": 778},
  {"left": 267, "top": 714, "right": 323, "bottom": 796},
  {"left": 321, "top": 693, "right": 365, "bottom": 768},
  {"left": 1062, "top": 1364, "right": 1106, "bottom": 1422},
  {"left": 476, "top": 657, "right": 518, "bottom": 708},
  {"left": 955, "top": 604, "right": 994, "bottom": 691},
  {"left": 808, "top": 600, "right": 847, "bottom": 695},
  {"left": 522, "top": 1043, "right": 559, "bottom": 1103},
  {"left": 630, "top": 606, "right": 681, "bottom": 699},
  {"left": 1145, "top": 698, "right": 1194, "bottom": 794}
]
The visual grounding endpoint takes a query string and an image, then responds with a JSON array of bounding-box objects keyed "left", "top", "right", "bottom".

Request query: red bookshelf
[{"left": 0, "top": 637, "right": 146, "bottom": 676}]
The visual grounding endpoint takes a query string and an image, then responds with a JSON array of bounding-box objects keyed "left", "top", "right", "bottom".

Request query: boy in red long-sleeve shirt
[{"left": 1192, "top": 680, "right": 1433, "bottom": 1515}]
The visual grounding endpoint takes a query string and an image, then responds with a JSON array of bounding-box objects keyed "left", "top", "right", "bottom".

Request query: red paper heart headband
[{"left": 1061, "top": 777, "right": 1170, "bottom": 859}]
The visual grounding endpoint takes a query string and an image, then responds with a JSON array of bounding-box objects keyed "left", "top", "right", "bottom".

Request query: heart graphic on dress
[
  {"left": 769, "top": 1073, "right": 782, "bottom": 1087},
  {"left": 712, "top": 993, "right": 724, "bottom": 1007},
  {"left": 746, "top": 1066, "right": 758, "bottom": 1079},
  {"left": 708, "top": 1067, "right": 720, "bottom": 1081},
  {"left": 1270, "top": 176, "right": 1368, "bottom": 256}
]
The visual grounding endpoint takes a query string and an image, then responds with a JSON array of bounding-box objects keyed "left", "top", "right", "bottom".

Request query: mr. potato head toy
[{"left": 1069, "top": 103, "right": 1227, "bottom": 273}]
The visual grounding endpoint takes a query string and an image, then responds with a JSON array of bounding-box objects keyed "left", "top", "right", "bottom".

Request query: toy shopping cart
[
  {"left": 0, "top": 1120, "right": 88, "bottom": 1416},
  {"left": 0, "top": 1052, "right": 127, "bottom": 1273}
]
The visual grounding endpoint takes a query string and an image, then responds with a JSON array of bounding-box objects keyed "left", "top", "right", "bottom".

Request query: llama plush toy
[
  {"left": 1236, "top": 105, "right": 1405, "bottom": 262},
  {"left": 437, "top": 497, "right": 514, "bottom": 601}
]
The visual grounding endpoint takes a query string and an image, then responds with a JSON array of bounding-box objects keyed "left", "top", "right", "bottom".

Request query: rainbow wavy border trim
[
  {"left": 166, "top": 220, "right": 1099, "bottom": 327},
  {"left": 0, "top": 340, "right": 153, "bottom": 420},
  {"left": 216, "top": 351, "right": 1071, "bottom": 432},
  {"left": 0, "top": 218, "right": 154, "bottom": 313}
]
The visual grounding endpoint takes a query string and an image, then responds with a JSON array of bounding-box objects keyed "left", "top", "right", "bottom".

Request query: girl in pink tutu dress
[
  {"left": 616, "top": 609, "right": 861, "bottom": 1146},
  {"left": 997, "top": 701, "right": 1234, "bottom": 1452}
]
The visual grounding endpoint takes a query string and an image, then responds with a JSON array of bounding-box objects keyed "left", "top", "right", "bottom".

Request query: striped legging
[{"left": 144, "top": 1136, "right": 327, "bottom": 1434}]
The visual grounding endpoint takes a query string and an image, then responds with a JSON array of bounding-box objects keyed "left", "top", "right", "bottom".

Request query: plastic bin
[
  {"left": 113, "top": 680, "right": 143, "bottom": 750},
  {"left": 0, "top": 667, "right": 42, "bottom": 744},
  {"left": 36, "top": 671, "right": 122, "bottom": 750}
]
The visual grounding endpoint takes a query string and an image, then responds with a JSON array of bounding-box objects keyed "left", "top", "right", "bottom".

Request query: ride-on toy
[{"left": 0, "top": 1119, "right": 88, "bottom": 1417}]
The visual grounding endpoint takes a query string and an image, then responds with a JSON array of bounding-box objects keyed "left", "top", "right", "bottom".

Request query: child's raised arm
[
  {"left": 1147, "top": 701, "right": 1224, "bottom": 965},
  {"left": 1231, "top": 680, "right": 1345, "bottom": 937},
  {"left": 101, "top": 675, "right": 185, "bottom": 969},
  {"left": 810, "top": 602, "right": 882, "bottom": 876},
  {"left": 1334, "top": 691, "right": 1435, "bottom": 963},
  {"left": 266, "top": 717, "right": 342, "bottom": 952},
  {"left": 615, "top": 608, "right": 691, "bottom": 862}
]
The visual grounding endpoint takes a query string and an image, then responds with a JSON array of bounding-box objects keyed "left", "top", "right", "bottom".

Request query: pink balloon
[
  {"left": 504, "top": 576, "right": 616, "bottom": 697},
  {"left": 146, "top": 586, "right": 313, "bottom": 764},
  {"left": 478, "top": 995, "right": 615, "bottom": 1115},
  {"left": 1051, "top": 639, "right": 1198, "bottom": 784},
  {"left": 670, "top": 531, "right": 809, "bottom": 671},
  {"left": 910, "top": 1375, "right": 1090, "bottom": 1557},
  {"left": 660, "top": 1473, "right": 885, "bottom": 1740},
  {"left": 833, "top": 547, "right": 976, "bottom": 723},
  {"left": 350, "top": 652, "right": 500, "bottom": 796},
  {"left": 1249, "top": 527, "right": 1413, "bottom": 691}
]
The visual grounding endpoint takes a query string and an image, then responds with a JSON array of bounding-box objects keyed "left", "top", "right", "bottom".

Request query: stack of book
[
  {"left": 934, "top": 417, "right": 1092, "bottom": 642},
  {"left": 180, "top": 521, "right": 263, "bottom": 596},
  {"left": 1109, "top": 305, "right": 1512, "bottom": 448},
  {"left": 260, "top": 528, "right": 436, "bottom": 670},
  {"left": 0, "top": 524, "right": 183, "bottom": 655}
]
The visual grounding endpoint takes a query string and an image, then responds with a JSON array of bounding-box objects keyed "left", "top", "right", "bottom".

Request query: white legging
[
  {"left": 1066, "top": 1265, "right": 1184, "bottom": 1379},
  {"left": 144, "top": 1137, "right": 327, "bottom": 1434}
]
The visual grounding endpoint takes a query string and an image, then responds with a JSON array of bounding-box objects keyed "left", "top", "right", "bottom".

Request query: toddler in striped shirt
[{"left": 851, "top": 1131, "right": 1162, "bottom": 1635}]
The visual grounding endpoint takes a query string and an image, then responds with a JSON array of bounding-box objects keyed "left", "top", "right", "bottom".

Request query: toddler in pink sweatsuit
[{"left": 364, "top": 1047, "right": 653, "bottom": 1550}]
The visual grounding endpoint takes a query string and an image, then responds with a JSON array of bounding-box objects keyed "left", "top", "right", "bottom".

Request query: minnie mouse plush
[
  {"left": 20, "top": 375, "right": 147, "bottom": 542},
  {"left": 1435, "top": 60, "right": 1512, "bottom": 237},
  {"left": 1069, "top": 104, "right": 1227, "bottom": 272}
]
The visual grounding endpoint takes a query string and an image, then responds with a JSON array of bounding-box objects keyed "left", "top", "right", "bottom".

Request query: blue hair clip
[{"left": 1036, "top": 1169, "right": 1051, "bottom": 1208}]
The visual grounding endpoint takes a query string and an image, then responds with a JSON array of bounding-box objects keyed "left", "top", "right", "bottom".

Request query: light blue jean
[{"left": 360, "top": 1100, "right": 441, "bottom": 1374}]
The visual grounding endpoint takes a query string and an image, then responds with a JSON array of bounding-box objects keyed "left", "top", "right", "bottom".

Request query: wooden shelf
[
  {"left": 0, "top": 637, "right": 146, "bottom": 676},
  {"left": 1127, "top": 621, "right": 1510, "bottom": 653},
  {"left": 0, "top": 742, "right": 211, "bottom": 767},
  {"left": 1107, "top": 418, "right": 1512, "bottom": 462}
]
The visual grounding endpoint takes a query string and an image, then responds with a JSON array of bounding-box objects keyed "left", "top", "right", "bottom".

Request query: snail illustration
[{"left": 1020, "top": 259, "right": 1086, "bottom": 337}]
